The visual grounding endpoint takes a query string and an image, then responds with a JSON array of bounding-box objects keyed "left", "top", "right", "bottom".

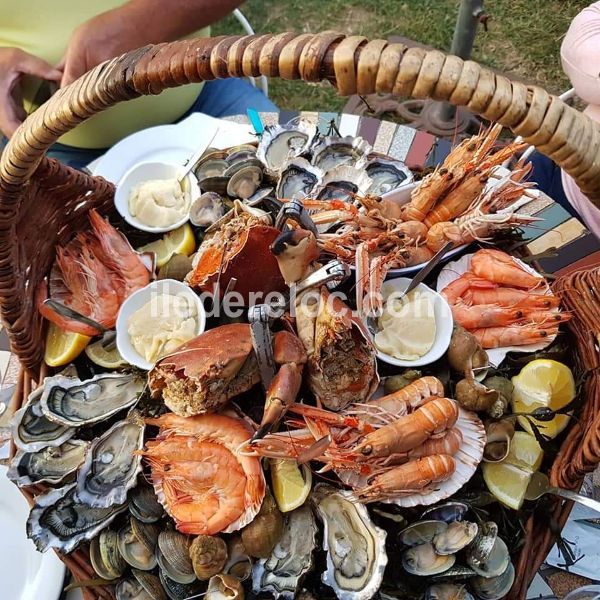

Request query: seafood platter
[{"left": 7, "top": 119, "right": 580, "bottom": 600}]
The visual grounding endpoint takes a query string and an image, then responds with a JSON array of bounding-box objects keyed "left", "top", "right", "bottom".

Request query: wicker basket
[{"left": 2, "top": 32, "right": 600, "bottom": 600}]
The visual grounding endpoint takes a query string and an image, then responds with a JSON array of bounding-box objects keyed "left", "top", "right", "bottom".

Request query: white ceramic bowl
[
  {"left": 114, "top": 161, "right": 200, "bottom": 233},
  {"left": 116, "top": 279, "right": 206, "bottom": 370},
  {"left": 371, "top": 277, "right": 453, "bottom": 367}
]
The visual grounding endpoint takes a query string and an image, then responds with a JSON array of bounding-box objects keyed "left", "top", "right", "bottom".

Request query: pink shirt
[{"left": 561, "top": 170, "right": 600, "bottom": 238}]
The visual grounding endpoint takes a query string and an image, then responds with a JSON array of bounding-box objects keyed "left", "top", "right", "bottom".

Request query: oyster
[
  {"left": 26, "top": 483, "right": 127, "bottom": 553},
  {"left": 7, "top": 439, "right": 88, "bottom": 487},
  {"left": 402, "top": 543, "right": 455, "bottom": 576},
  {"left": 313, "top": 484, "right": 387, "bottom": 600},
  {"left": 398, "top": 520, "right": 448, "bottom": 547},
  {"left": 11, "top": 387, "right": 75, "bottom": 452},
  {"left": 311, "top": 136, "right": 372, "bottom": 172},
  {"left": 76, "top": 411, "right": 145, "bottom": 507},
  {"left": 366, "top": 157, "right": 412, "bottom": 195},
  {"left": 190, "top": 192, "right": 226, "bottom": 227},
  {"left": 276, "top": 158, "right": 323, "bottom": 200},
  {"left": 433, "top": 521, "right": 479, "bottom": 555},
  {"left": 257, "top": 121, "right": 317, "bottom": 173},
  {"left": 252, "top": 505, "right": 317, "bottom": 599},
  {"left": 314, "top": 166, "right": 372, "bottom": 203},
  {"left": 470, "top": 562, "right": 515, "bottom": 600},
  {"left": 40, "top": 373, "right": 145, "bottom": 427},
  {"left": 118, "top": 518, "right": 160, "bottom": 571},
  {"left": 159, "top": 570, "right": 203, "bottom": 600},
  {"left": 90, "top": 529, "right": 127, "bottom": 580},
  {"left": 156, "top": 530, "right": 195, "bottom": 584}
]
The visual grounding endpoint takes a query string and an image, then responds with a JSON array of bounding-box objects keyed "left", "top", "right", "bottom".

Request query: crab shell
[{"left": 186, "top": 222, "right": 286, "bottom": 304}]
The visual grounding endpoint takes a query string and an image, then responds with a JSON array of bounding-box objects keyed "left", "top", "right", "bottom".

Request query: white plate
[
  {"left": 92, "top": 113, "right": 257, "bottom": 184},
  {"left": 370, "top": 277, "right": 453, "bottom": 367},
  {"left": 116, "top": 279, "right": 207, "bottom": 370},
  {"left": 0, "top": 466, "right": 65, "bottom": 600}
]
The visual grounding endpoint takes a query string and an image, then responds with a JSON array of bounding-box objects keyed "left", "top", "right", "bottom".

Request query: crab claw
[{"left": 270, "top": 229, "right": 320, "bottom": 285}]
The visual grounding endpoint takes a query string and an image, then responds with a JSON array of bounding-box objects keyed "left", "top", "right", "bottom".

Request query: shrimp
[
  {"left": 450, "top": 303, "right": 530, "bottom": 330},
  {"left": 441, "top": 273, "right": 495, "bottom": 306},
  {"left": 355, "top": 455, "right": 456, "bottom": 502},
  {"left": 471, "top": 249, "right": 543, "bottom": 289},
  {"left": 471, "top": 323, "right": 559, "bottom": 348},
  {"left": 465, "top": 286, "right": 561, "bottom": 309},
  {"left": 142, "top": 413, "right": 265, "bottom": 535}
]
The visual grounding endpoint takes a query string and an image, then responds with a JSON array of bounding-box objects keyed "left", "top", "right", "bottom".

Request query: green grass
[{"left": 213, "top": 0, "right": 589, "bottom": 112}]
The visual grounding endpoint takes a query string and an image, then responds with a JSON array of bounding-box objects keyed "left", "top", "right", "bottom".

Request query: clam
[
  {"left": 159, "top": 570, "right": 203, "bottom": 600},
  {"left": 206, "top": 573, "right": 245, "bottom": 600},
  {"left": 223, "top": 157, "right": 263, "bottom": 178},
  {"left": 466, "top": 521, "right": 498, "bottom": 567},
  {"left": 90, "top": 530, "right": 127, "bottom": 580},
  {"left": 227, "top": 165, "right": 263, "bottom": 199},
  {"left": 252, "top": 505, "right": 317, "bottom": 599},
  {"left": 26, "top": 483, "right": 128, "bottom": 553},
  {"left": 116, "top": 578, "right": 154, "bottom": 600},
  {"left": 311, "top": 135, "right": 372, "bottom": 172},
  {"left": 76, "top": 411, "right": 144, "bottom": 507},
  {"left": 313, "top": 484, "right": 387, "bottom": 600},
  {"left": 455, "top": 379, "right": 498, "bottom": 413},
  {"left": 447, "top": 325, "right": 489, "bottom": 379},
  {"left": 189, "top": 534, "right": 228, "bottom": 580},
  {"left": 156, "top": 530, "right": 195, "bottom": 584},
  {"left": 314, "top": 165, "right": 372, "bottom": 203},
  {"left": 241, "top": 489, "right": 283, "bottom": 558},
  {"left": 425, "top": 584, "right": 475, "bottom": 600},
  {"left": 196, "top": 158, "right": 228, "bottom": 180},
  {"left": 195, "top": 149, "right": 228, "bottom": 168},
  {"left": 275, "top": 158, "right": 323, "bottom": 200},
  {"left": 482, "top": 375, "right": 513, "bottom": 418},
  {"left": 398, "top": 520, "right": 448, "bottom": 547},
  {"left": 39, "top": 373, "right": 145, "bottom": 427},
  {"left": 132, "top": 569, "right": 167, "bottom": 600},
  {"left": 197, "top": 175, "right": 229, "bottom": 195},
  {"left": 432, "top": 565, "right": 477, "bottom": 579},
  {"left": 421, "top": 501, "right": 469, "bottom": 523},
  {"left": 470, "top": 562, "right": 515, "bottom": 600},
  {"left": 467, "top": 537, "right": 509, "bottom": 578},
  {"left": 224, "top": 535, "right": 252, "bottom": 581},
  {"left": 226, "top": 148, "right": 258, "bottom": 164},
  {"left": 402, "top": 543, "right": 456, "bottom": 576},
  {"left": 257, "top": 121, "right": 317, "bottom": 173},
  {"left": 7, "top": 439, "right": 88, "bottom": 487},
  {"left": 383, "top": 370, "right": 422, "bottom": 395},
  {"left": 157, "top": 254, "right": 193, "bottom": 282},
  {"left": 190, "top": 192, "right": 226, "bottom": 227},
  {"left": 11, "top": 387, "right": 75, "bottom": 452},
  {"left": 366, "top": 156, "right": 412, "bottom": 195},
  {"left": 129, "top": 484, "right": 164, "bottom": 523},
  {"left": 433, "top": 521, "right": 479, "bottom": 555},
  {"left": 483, "top": 420, "right": 515, "bottom": 463},
  {"left": 118, "top": 518, "right": 159, "bottom": 571}
]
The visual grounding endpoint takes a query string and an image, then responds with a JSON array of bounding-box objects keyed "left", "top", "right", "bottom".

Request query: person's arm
[
  {"left": 0, "top": 48, "right": 62, "bottom": 137},
  {"left": 59, "top": 0, "right": 244, "bottom": 87}
]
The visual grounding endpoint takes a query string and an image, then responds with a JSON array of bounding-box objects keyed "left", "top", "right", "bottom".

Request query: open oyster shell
[
  {"left": 26, "top": 483, "right": 128, "bottom": 553},
  {"left": 76, "top": 411, "right": 145, "bottom": 507},
  {"left": 314, "top": 165, "right": 372, "bottom": 203},
  {"left": 7, "top": 438, "right": 89, "bottom": 487},
  {"left": 40, "top": 373, "right": 145, "bottom": 427},
  {"left": 312, "top": 484, "right": 387, "bottom": 600},
  {"left": 11, "top": 387, "right": 75, "bottom": 452},
  {"left": 366, "top": 156, "right": 412, "bottom": 195},
  {"left": 311, "top": 136, "right": 372, "bottom": 172},
  {"left": 252, "top": 505, "right": 317, "bottom": 599},
  {"left": 276, "top": 158, "right": 323, "bottom": 200},
  {"left": 257, "top": 121, "right": 317, "bottom": 173}
]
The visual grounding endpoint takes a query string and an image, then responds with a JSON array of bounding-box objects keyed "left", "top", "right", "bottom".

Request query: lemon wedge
[
  {"left": 85, "top": 340, "right": 128, "bottom": 369},
  {"left": 138, "top": 223, "right": 196, "bottom": 268},
  {"left": 483, "top": 462, "right": 532, "bottom": 510},
  {"left": 270, "top": 459, "right": 312, "bottom": 512},
  {"left": 505, "top": 431, "right": 544, "bottom": 472},
  {"left": 511, "top": 359, "right": 575, "bottom": 439},
  {"left": 44, "top": 323, "right": 91, "bottom": 367}
]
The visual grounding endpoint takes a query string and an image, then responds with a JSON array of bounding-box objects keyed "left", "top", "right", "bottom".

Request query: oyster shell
[
  {"left": 402, "top": 542, "right": 455, "bottom": 576},
  {"left": 26, "top": 483, "right": 128, "bottom": 553},
  {"left": 11, "top": 387, "right": 75, "bottom": 452},
  {"left": 7, "top": 438, "right": 88, "bottom": 487},
  {"left": 311, "top": 136, "right": 372, "bottom": 172},
  {"left": 276, "top": 158, "right": 323, "bottom": 200},
  {"left": 76, "top": 411, "right": 145, "bottom": 507},
  {"left": 252, "top": 505, "right": 317, "bottom": 599},
  {"left": 313, "top": 484, "right": 387, "bottom": 600},
  {"left": 366, "top": 156, "right": 412, "bottom": 195},
  {"left": 40, "top": 373, "right": 145, "bottom": 427},
  {"left": 257, "top": 121, "right": 317, "bottom": 173},
  {"left": 314, "top": 166, "right": 372, "bottom": 203},
  {"left": 433, "top": 521, "right": 479, "bottom": 555},
  {"left": 190, "top": 192, "right": 226, "bottom": 227}
]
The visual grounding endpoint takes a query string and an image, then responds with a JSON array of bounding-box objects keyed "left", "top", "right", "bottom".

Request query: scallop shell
[
  {"left": 314, "top": 165, "right": 372, "bottom": 202},
  {"left": 311, "top": 136, "right": 372, "bottom": 172},
  {"left": 257, "top": 121, "right": 317, "bottom": 173}
]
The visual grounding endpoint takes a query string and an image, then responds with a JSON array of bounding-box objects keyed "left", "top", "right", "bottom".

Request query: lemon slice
[
  {"left": 270, "top": 459, "right": 312, "bottom": 512},
  {"left": 85, "top": 340, "right": 128, "bottom": 369},
  {"left": 138, "top": 223, "right": 196, "bottom": 268},
  {"left": 44, "top": 323, "right": 91, "bottom": 367},
  {"left": 505, "top": 431, "right": 544, "bottom": 472},
  {"left": 511, "top": 359, "right": 575, "bottom": 439},
  {"left": 483, "top": 462, "right": 532, "bottom": 510}
]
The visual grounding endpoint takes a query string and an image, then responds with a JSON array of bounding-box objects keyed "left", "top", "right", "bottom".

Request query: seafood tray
[{"left": 1, "top": 32, "right": 600, "bottom": 600}]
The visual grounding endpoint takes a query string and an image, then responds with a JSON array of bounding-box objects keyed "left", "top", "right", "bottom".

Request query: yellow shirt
[{"left": 0, "top": 1, "right": 208, "bottom": 148}]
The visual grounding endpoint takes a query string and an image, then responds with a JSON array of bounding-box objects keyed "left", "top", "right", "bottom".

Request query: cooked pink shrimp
[
  {"left": 470, "top": 249, "right": 543, "bottom": 289},
  {"left": 471, "top": 323, "right": 559, "bottom": 348}
]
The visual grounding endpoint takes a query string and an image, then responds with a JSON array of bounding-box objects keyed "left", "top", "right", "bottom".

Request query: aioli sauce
[{"left": 129, "top": 178, "right": 190, "bottom": 228}]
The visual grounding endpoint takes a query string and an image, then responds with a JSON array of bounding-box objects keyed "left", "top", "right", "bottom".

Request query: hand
[{"left": 0, "top": 47, "right": 62, "bottom": 137}]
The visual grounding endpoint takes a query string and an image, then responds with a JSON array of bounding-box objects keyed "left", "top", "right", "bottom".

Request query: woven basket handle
[{"left": 2, "top": 32, "right": 600, "bottom": 203}]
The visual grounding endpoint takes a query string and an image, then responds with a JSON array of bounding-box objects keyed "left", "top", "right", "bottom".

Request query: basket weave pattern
[{"left": 1, "top": 32, "right": 600, "bottom": 600}]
